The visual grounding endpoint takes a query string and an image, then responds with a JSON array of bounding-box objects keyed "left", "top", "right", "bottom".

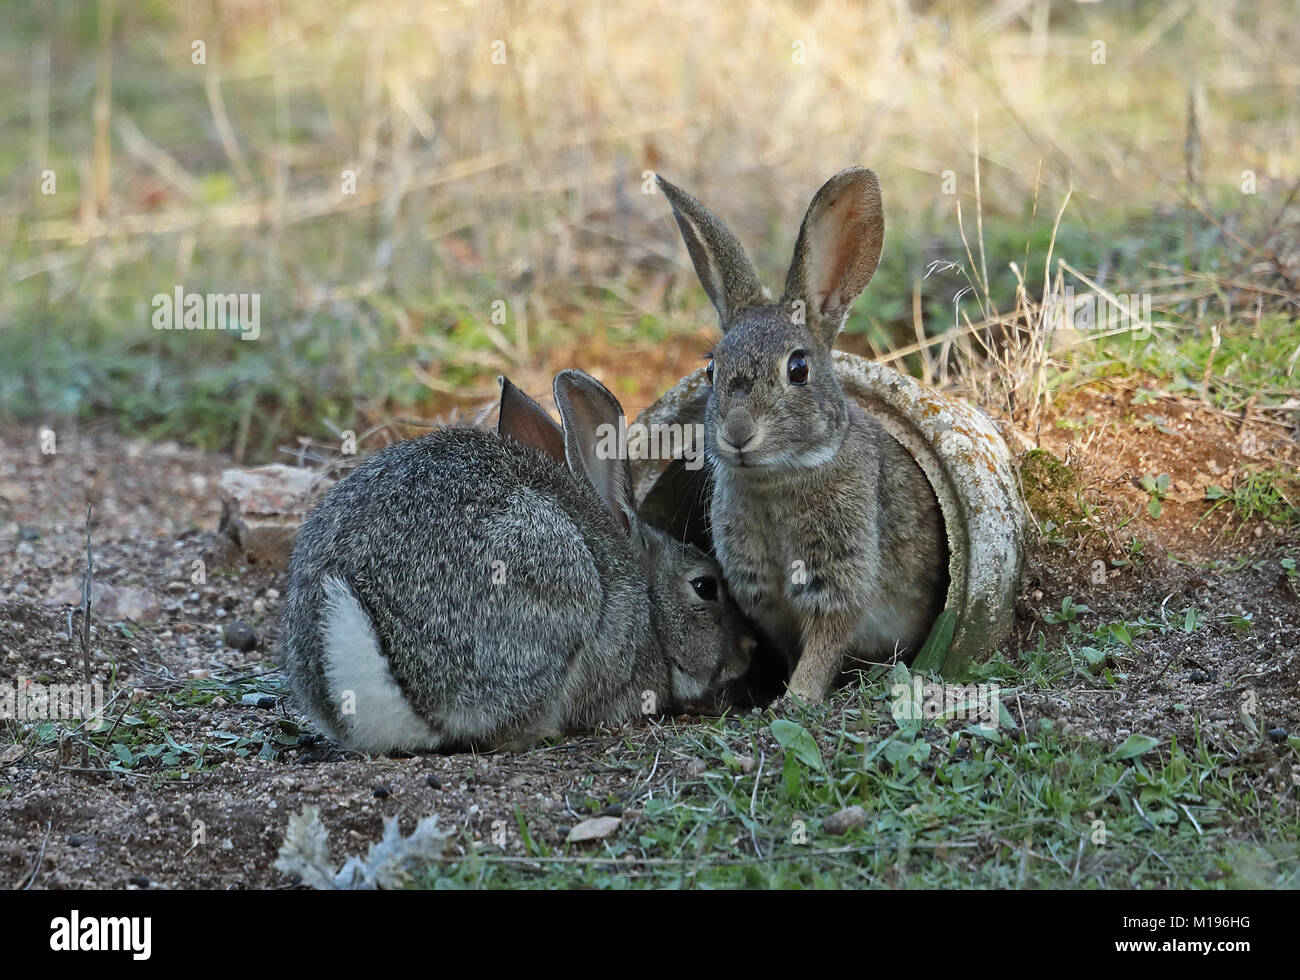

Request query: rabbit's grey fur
[
  {"left": 657, "top": 169, "right": 948, "bottom": 701},
  {"left": 282, "top": 370, "right": 752, "bottom": 753}
]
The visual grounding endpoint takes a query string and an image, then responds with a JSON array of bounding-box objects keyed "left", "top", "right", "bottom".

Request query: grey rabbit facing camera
[
  {"left": 281, "top": 369, "right": 753, "bottom": 754},
  {"left": 656, "top": 168, "right": 949, "bottom": 703}
]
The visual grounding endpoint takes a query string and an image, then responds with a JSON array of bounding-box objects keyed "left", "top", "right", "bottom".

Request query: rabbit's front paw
[
  {"left": 786, "top": 672, "right": 832, "bottom": 705},
  {"left": 786, "top": 642, "right": 842, "bottom": 703}
]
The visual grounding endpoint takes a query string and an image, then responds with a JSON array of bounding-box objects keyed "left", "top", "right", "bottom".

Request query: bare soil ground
[
  {"left": 0, "top": 379, "right": 1296, "bottom": 889},
  {"left": 1013, "top": 382, "right": 1299, "bottom": 750}
]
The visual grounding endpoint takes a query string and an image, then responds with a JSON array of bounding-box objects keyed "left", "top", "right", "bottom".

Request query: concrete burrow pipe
[{"left": 629, "top": 351, "right": 1028, "bottom": 676}]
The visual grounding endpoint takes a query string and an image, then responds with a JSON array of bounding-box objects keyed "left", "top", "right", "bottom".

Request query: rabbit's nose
[{"left": 719, "top": 417, "right": 761, "bottom": 453}]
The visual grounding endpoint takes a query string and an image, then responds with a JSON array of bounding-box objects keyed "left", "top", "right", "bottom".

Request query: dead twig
[
  {"left": 23, "top": 821, "right": 53, "bottom": 890},
  {"left": 76, "top": 502, "right": 94, "bottom": 768}
]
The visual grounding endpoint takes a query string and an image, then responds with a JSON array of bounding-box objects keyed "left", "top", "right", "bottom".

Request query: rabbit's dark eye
[
  {"left": 690, "top": 576, "right": 719, "bottom": 602},
  {"left": 787, "top": 351, "right": 809, "bottom": 385},
  {"left": 706, "top": 359, "right": 715, "bottom": 385}
]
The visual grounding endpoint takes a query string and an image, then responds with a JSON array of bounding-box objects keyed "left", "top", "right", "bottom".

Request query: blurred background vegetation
[{"left": 1, "top": 0, "right": 1296, "bottom": 460}]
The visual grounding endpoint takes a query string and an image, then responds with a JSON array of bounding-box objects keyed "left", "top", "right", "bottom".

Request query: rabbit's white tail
[{"left": 320, "top": 575, "right": 442, "bottom": 752}]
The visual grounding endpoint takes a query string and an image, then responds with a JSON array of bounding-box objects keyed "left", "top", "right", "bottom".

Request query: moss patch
[{"left": 1020, "top": 449, "right": 1083, "bottom": 525}]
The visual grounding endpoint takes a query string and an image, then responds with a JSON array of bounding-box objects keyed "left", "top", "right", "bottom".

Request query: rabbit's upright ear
[
  {"left": 497, "top": 375, "right": 566, "bottom": 465},
  {"left": 553, "top": 370, "right": 633, "bottom": 533},
  {"left": 782, "top": 167, "right": 884, "bottom": 348},
  {"left": 656, "top": 174, "right": 765, "bottom": 330}
]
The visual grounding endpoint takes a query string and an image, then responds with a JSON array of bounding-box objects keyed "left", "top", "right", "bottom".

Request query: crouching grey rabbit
[
  {"left": 281, "top": 369, "right": 754, "bottom": 753},
  {"left": 656, "top": 169, "right": 949, "bottom": 703}
]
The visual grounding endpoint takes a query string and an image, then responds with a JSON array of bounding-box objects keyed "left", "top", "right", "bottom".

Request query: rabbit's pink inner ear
[
  {"left": 785, "top": 168, "right": 884, "bottom": 344},
  {"left": 553, "top": 370, "right": 635, "bottom": 534},
  {"left": 498, "top": 376, "right": 566, "bottom": 465}
]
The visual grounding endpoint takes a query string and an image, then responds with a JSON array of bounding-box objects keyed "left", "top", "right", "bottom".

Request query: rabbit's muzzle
[{"left": 714, "top": 407, "right": 765, "bottom": 462}]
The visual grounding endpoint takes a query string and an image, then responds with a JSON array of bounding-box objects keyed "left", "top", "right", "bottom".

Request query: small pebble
[
  {"left": 824, "top": 805, "right": 868, "bottom": 835},
  {"left": 223, "top": 621, "right": 258, "bottom": 652}
]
